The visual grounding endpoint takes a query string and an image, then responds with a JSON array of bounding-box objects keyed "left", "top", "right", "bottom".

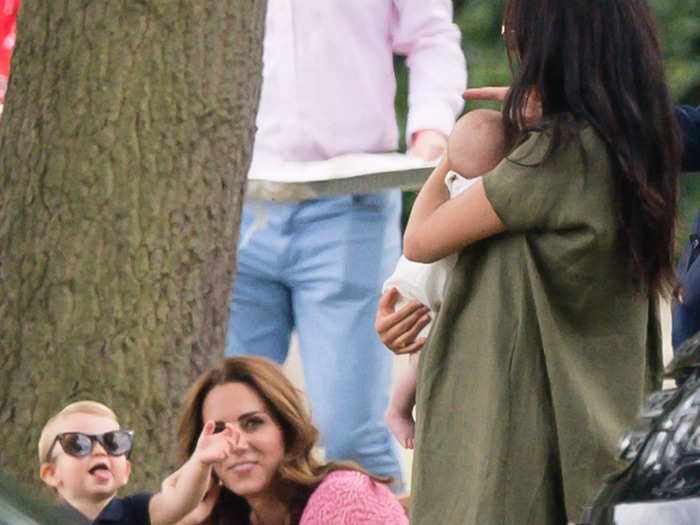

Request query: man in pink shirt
[{"left": 226, "top": 0, "right": 466, "bottom": 482}]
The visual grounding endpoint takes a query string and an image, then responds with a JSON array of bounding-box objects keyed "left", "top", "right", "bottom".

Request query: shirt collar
[
  {"left": 94, "top": 496, "right": 125, "bottom": 522},
  {"left": 58, "top": 501, "right": 93, "bottom": 524},
  {"left": 60, "top": 496, "right": 122, "bottom": 523}
]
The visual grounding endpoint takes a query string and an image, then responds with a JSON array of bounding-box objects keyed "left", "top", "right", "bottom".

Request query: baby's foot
[{"left": 385, "top": 407, "right": 415, "bottom": 449}]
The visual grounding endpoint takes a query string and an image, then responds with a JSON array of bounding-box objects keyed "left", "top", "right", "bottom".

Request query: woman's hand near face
[
  {"left": 463, "top": 86, "right": 542, "bottom": 123},
  {"left": 375, "top": 288, "right": 431, "bottom": 354},
  {"left": 462, "top": 86, "right": 510, "bottom": 103}
]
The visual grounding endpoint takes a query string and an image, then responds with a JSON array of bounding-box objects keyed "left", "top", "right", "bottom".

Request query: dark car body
[{"left": 580, "top": 331, "right": 700, "bottom": 524}]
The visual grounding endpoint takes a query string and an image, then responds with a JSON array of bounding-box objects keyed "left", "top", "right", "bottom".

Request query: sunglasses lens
[
  {"left": 213, "top": 421, "right": 226, "bottom": 434},
  {"left": 102, "top": 430, "right": 133, "bottom": 456},
  {"left": 61, "top": 433, "right": 93, "bottom": 457}
]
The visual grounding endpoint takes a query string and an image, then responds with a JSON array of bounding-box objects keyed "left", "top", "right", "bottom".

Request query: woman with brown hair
[{"left": 174, "top": 356, "right": 407, "bottom": 525}]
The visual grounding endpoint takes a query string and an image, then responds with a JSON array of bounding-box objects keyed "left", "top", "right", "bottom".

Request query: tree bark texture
[{"left": 0, "top": 0, "right": 266, "bottom": 489}]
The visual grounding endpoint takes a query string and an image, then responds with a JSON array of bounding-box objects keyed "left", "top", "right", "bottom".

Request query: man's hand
[{"left": 410, "top": 129, "right": 447, "bottom": 160}]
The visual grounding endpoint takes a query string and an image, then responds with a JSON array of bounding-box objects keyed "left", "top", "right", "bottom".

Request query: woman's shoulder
[
  {"left": 507, "top": 124, "right": 605, "bottom": 166},
  {"left": 299, "top": 470, "right": 408, "bottom": 525}
]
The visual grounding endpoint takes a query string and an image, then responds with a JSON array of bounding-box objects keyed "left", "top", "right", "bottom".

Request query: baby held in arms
[{"left": 383, "top": 109, "right": 508, "bottom": 448}]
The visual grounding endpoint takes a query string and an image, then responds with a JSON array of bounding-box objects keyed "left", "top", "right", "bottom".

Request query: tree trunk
[{"left": 0, "top": 0, "right": 266, "bottom": 490}]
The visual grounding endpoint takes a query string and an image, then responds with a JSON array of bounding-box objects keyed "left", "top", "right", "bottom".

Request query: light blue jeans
[{"left": 226, "top": 190, "right": 403, "bottom": 481}]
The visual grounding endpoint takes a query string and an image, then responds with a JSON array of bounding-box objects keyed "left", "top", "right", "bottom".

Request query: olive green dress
[{"left": 410, "top": 128, "right": 663, "bottom": 524}]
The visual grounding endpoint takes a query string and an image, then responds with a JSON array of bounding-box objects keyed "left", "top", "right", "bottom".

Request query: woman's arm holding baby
[
  {"left": 379, "top": 87, "right": 530, "bottom": 351},
  {"left": 403, "top": 156, "right": 504, "bottom": 263}
]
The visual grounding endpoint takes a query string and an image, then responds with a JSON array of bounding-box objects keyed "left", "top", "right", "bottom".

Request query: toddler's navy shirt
[
  {"left": 61, "top": 493, "right": 152, "bottom": 525},
  {"left": 93, "top": 493, "right": 152, "bottom": 524}
]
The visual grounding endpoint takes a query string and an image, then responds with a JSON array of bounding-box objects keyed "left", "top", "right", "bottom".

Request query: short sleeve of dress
[
  {"left": 483, "top": 130, "right": 593, "bottom": 232},
  {"left": 299, "top": 471, "right": 408, "bottom": 525}
]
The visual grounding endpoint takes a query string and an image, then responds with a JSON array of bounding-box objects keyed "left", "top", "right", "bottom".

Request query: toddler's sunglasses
[{"left": 45, "top": 430, "right": 135, "bottom": 462}]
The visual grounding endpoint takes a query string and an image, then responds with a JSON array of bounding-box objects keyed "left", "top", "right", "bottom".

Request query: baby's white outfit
[{"left": 382, "top": 171, "right": 478, "bottom": 339}]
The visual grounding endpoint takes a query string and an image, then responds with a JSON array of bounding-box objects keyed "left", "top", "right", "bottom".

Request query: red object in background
[{"left": 0, "top": 0, "right": 19, "bottom": 104}]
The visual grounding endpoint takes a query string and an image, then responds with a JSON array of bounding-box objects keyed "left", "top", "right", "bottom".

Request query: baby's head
[
  {"left": 38, "top": 401, "right": 133, "bottom": 504},
  {"left": 447, "top": 109, "right": 507, "bottom": 178}
]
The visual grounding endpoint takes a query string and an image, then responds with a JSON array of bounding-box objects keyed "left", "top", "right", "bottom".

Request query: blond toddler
[{"left": 38, "top": 400, "right": 237, "bottom": 524}]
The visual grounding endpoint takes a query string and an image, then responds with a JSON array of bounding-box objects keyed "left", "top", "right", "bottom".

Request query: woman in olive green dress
[{"left": 375, "top": 0, "right": 681, "bottom": 523}]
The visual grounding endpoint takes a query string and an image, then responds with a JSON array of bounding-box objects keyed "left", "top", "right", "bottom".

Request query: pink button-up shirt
[{"left": 253, "top": 0, "right": 466, "bottom": 177}]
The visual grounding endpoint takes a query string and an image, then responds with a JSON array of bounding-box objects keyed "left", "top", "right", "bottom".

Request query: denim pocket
[{"left": 351, "top": 190, "right": 390, "bottom": 211}]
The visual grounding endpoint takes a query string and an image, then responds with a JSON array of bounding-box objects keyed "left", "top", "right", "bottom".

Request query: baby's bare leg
[{"left": 385, "top": 352, "right": 420, "bottom": 449}]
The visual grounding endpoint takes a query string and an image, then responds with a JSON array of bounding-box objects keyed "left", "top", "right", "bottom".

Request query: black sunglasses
[{"left": 45, "top": 430, "right": 135, "bottom": 462}]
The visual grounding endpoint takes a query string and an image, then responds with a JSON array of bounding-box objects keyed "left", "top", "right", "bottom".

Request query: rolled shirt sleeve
[{"left": 391, "top": 0, "right": 467, "bottom": 145}]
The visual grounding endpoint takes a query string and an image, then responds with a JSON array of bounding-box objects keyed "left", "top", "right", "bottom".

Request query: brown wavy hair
[
  {"left": 501, "top": 0, "right": 681, "bottom": 294},
  {"left": 176, "top": 356, "right": 390, "bottom": 525}
]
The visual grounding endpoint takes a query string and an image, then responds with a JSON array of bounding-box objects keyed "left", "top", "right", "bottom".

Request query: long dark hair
[
  {"left": 502, "top": 0, "right": 681, "bottom": 293},
  {"left": 176, "top": 356, "right": 390, "bottom": 525}
]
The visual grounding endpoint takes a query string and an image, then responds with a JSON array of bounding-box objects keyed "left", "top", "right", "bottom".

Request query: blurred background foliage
[{"left": 395, "top": 0, "right": 699, "bottom": 243}]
